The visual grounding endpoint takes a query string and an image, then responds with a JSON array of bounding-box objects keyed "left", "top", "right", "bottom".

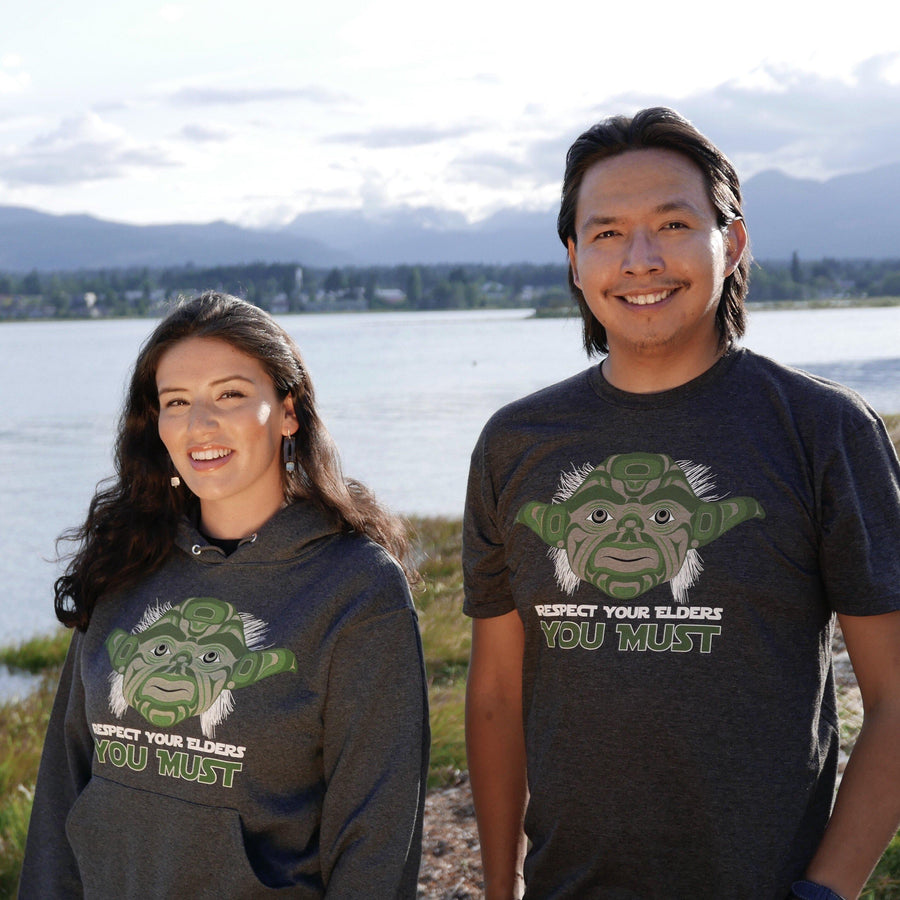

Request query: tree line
[{"left": 2, "top": 256, "right": 900, "bottom": 319}]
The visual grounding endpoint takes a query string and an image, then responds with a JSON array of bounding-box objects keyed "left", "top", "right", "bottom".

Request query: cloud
[
  {"left": 178, "top": 123, "right": 232, "bottom": 143},
  {"left": 0, "top": 112, "right": 176, "bottom": 187},
  {"left": 326, "top": 124, "right": 475, "bottom": 149},
  {"left": 449, "top": 151, "right": 533, "bottom": 186},
  {"left": 170, "top": 85, "right": 350, "bottom": 106},
  {"left": 0, "top": 68, "right": 29, "bottom": 95},
  {"left": 506, "top": 54, "right": 900, "bottom": 198}
]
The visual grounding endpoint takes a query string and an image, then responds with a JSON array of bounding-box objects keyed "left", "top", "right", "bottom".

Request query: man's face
[{"left": 567, "top": 148, "right": 746, "bottom": 386}]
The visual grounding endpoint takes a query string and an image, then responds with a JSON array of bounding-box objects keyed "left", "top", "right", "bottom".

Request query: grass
[
  {"left": 3, "top": 494, "right": 900, "bottom": 895},
  {"left": 408, "top": 516, "right": 471, "bottom": 787},
  {"left": 0, "top": 630, "right": 71, "bottom": 673}
]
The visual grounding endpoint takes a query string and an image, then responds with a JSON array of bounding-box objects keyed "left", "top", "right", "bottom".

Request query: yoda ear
[
  {"left": 692, "top": 497, "right": 765, "bottom": 547},
  {"left": 106, "top": 629, "right": 137, "bottom": 673},
  {"left": 516, "top": 501, "right": 569, "bottom": 547},
  {"left": 228, "top": 647, "right": 298, "bottom": 690}
]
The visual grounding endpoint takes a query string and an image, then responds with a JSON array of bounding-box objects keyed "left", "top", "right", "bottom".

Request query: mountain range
[{"left": 2, "top": 164, "right": 899, "bottom": 272}]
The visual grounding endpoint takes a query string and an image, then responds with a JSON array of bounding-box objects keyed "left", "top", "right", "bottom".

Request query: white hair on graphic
[
  {"left": 108, "top": 671, "right": 128, "bottom": 717},
  {"left": 239, "top": 611, "right": 268, "bottom": 650},
  {"left": 134, "top": 599, "right": 172, "bottom": 632},
  {"left": 675, "top": 459, "right": 722, "bottom": 502},
  {"left": 546, "top": 458, "right": 718, "bottom": 603},
  {"left": 200, "top": 690, "right": 234, "bottom": 738}
]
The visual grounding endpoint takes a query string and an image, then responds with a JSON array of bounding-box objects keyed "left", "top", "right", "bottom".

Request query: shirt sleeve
[
  {"left": 318, "top": 570, "right": 429, "bottom": 899},
  {"left": 462, "top": 424, "right": 517, "bottom": 619},
  {"left": 818, "top": 410, "right": 900, "bottom": 615},
  {"left": 18, "top": 630, "right": 93, "bottom": 898}
]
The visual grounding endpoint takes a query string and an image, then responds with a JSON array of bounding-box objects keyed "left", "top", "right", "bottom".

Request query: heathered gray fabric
[
  {"left": 463, "top": 347, "right": 900, "bottom": 900},
  {"left": 19, "top": 501, "right": 429, "bottom": 899}
]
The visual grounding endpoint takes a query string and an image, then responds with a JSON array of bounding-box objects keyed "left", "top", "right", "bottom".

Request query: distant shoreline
[
  {"left": 4, "top": 295, "right": 899, "bottom": 325},
  {"left": 532, "top": 296, "right": 900, "bottom": 318}
]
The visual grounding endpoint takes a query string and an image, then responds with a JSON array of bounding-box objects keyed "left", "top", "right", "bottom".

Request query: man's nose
[{"left": 622, "top": 229, "right": 664, "bottom": 276}]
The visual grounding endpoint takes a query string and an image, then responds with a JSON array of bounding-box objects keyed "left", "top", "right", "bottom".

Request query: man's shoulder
[
  {"left": 482, "top": 366, "right": 597, "bottom": 433},
  {"left": 735, "top": 347, "right": 878, "bottom": 419}
]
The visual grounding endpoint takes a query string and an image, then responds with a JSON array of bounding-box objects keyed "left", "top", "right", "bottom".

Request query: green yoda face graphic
[
  {"left": 106, "top": 597, "right": 296, "bottom": 736},
  {"left": 516, "top": 453, "right": 764, "bottom": 602}
]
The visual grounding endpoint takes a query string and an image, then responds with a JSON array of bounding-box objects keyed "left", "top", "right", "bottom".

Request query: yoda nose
[
  {"left": 165, "top": 649, "right": 193, "bottom": 674},
  {"left": 615, "top": 514, "right": 644, "bottom": 543}
]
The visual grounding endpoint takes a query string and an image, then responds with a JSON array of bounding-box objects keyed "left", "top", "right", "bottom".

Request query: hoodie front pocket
[{"left": 66, "top": 775, "right": 315, "bottom": 898}]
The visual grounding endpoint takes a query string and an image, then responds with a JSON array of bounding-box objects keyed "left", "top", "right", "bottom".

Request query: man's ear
[
  {"left": 723, "top": 219, "right": 748, "bottom": 276},
  {"left": 567, "top": 237, "right": 581, "bottom": 290}
]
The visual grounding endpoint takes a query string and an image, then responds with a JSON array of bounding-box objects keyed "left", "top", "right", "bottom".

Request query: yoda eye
[
  {"left": 152, "top": 643, "right": 170, "bottom": 657},
  {"left": 652, "top": 508, "right": 673, "bottom": 524},
  {"left": 200, "top": 650, "right": 220, "bottom": 664},
  {"left": 589, "top": 508, "right": 610, "bottom": 524}
]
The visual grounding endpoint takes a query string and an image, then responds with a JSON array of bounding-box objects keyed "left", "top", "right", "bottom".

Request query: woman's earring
[
  {"left": 283, "top": 433, "right": 297, "bottom": 474},
  {"left": 170, "top": 475, "right": 181, "bottom": 487}
]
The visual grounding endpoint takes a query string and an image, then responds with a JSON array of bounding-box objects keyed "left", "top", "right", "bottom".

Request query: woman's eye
[
  {"left": 652, "top": 508, "right": 673, "bottom": 524},
  {"left": 164, "top": 398, "right": 187, "bottom": 408},
  {"left": 590, "top": 508, "right": 610, "bottom": 524},
  {"left": 220, "top": 390, "right": 245, "bottom": 400}
]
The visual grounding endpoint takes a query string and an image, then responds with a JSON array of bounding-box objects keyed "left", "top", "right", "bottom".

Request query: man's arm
[
  {"left": 802, "top": 610, "right": 900, "bottom": 899},
  {"left": 466, "top": 610, "right": 528, "bottom": 900}
]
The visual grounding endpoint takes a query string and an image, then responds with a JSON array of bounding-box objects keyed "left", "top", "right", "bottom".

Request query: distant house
[
  {"left": 270, "top": 292, "right": 289, "bottom": 314},
  {"left": 302, "top": 287, "right": 367, "bottom": 313},
  {"left": 373, "top": 288, "right": 406, "bottom": 306}
]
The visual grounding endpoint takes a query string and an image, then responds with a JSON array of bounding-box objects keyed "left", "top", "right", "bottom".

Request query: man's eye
[
  {"left": 152, "top": 643, "right": 170, "bottom": 657},
  {"left": 200, "top": 650, "right": 220, "bottom": 664},
  {"left": 590, "top": 508, "right": 610, "bottom": 524},
  {"left": 652, "top": 508, "right": 673, "bottom": 524}
]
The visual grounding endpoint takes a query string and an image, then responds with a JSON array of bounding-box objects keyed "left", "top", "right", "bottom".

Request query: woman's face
[{"left": 156, "top": 336, "right": 298, "bottom": 539}]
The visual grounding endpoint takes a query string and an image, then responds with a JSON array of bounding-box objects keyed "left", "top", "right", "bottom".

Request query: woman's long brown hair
[{"left": 55, "top": 292, "right": 412, "bottom": 630}]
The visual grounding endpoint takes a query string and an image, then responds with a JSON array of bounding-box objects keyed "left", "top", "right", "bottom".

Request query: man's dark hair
[{"left": 557, "top": 106, "right": 751, "bottom": 356}]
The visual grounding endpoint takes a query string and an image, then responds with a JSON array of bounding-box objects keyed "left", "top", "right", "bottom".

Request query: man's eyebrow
[
  {"left": 579, "top": 199, "right": 705, "bottom": 232},
  {"left": 157, "top": 374, "right": 255, "bottom": 395}
]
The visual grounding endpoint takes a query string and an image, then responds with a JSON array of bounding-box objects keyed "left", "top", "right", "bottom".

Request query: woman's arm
[
  {"left": 319, "top": 594, "right": 429, "bottom": 899},
  {"left": 18, "top": 631, "right": 93, "bottom": 897},
  {"left": 466, "top": 610, "right": 528, "bottom": 900}
]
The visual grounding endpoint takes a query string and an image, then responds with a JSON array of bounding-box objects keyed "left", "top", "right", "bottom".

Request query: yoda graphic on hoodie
[
  {"left": 106, "top": 596, "right": 297, "bottom": 737},
  {"left": 516, "top": 452, "right": 765, "bottom": 603}
]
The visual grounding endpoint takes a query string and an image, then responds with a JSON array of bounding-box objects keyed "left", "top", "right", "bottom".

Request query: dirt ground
[{"left": 418, "top": 774, "right": 483, "bottom": 899}]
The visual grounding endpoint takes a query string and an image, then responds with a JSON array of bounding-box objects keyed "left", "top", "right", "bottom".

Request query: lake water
[{"left": 1, "top": 306, "right": 898, "bottom": 654}]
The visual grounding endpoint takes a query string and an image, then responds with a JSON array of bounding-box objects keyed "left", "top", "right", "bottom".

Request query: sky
[{"left": 3, "top": 0, "right": 900, "bottom": 229}]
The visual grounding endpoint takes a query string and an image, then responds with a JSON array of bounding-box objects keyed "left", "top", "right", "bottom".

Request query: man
[{"left": 463, "top": 107, "right": 900, "bottom": 899}]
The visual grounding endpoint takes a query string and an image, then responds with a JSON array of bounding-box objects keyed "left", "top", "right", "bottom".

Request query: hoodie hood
[{"left": 174, "top": 499, "right": 343, "bottom": 565}]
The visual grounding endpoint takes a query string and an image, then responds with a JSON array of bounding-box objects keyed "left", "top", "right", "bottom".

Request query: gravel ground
[
  {"left": 418, "top": 774, "right": 483, "bottom": 899},
  {"left": 416, "top": 627, "right": 862, "bottom": 899}
]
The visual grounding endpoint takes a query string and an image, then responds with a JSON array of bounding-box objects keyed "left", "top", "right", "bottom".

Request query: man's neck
[{"left": 602, "top": 342, "right": 727, "bottom": 394}]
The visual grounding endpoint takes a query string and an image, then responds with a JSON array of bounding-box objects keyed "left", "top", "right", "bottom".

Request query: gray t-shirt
[{"left": 463, "top": 347, "right": 900, "bottom": 899}]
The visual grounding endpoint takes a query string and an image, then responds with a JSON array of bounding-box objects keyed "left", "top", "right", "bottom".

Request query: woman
[{"left": 19, "top": 292, "right": 429, "bottom": 898}]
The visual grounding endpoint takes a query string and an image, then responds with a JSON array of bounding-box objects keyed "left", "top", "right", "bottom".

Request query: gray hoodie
[{"left": 19, "top": 501, "right": 429, "bottom": 898}]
